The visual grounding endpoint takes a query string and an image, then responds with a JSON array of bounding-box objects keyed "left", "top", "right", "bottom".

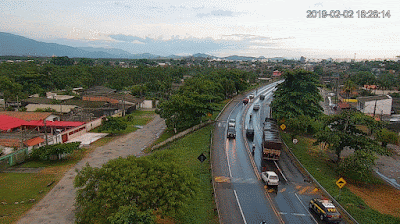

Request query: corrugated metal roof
[
  {"left": 0, "top": 115, "right": 26, "bottom": 131},
  {"left": 24, "top": 120, "right": 85, "bottom": 127},
  {"left": 357, "top": 95, "right": 391, "bottom": 103},
  {"left": 24, "top": 137, "right": 45, "bottom": 146},
  {"left": 0, "top": 111, "right": 52, "bottom": 121}
]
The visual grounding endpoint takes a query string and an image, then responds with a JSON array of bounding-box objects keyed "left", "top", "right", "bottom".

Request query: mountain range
[{"left": 0, "top": 32, "right": 270, "bottom": 61}]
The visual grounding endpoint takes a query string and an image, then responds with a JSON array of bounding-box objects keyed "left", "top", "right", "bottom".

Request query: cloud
[
  {"left": 105, "top": 33, "right": 284, "bottom": 56},
  {"left": 197, "top": 10, "right": 235, "bottom": 18}
]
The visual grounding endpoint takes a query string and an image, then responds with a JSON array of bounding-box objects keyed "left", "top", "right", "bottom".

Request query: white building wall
[
  {"left": 362, "top": 98, "right": 392, "bottom": 115},
  {"left": 141, "top": 100, "right": 153, "bottom": 109},
  {"left": 85, "top": 117, "right": 104, "bottom": 131}
]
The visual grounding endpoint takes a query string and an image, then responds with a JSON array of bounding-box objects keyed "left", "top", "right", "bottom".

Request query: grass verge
[
  {"left": 281, "top": 132, "right": 400, "bottom": 224},
  {"left": 0, "top": 110, "right": 155, "bottom": 224},
  {"left": 91, "top": 110, "right": 155, "bottom": 135},
  {"left": 153, "top": 125, "right": 218, "bottom": 224}
]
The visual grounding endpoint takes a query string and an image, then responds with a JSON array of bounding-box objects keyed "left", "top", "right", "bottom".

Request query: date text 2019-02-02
[{"left": 306, "top": 10, "right": 391, "bottom": 18}]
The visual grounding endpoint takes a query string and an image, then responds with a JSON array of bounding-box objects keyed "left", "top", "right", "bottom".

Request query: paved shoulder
[{"left": 17, "top": 115, "right": 166, "bottom": 224}]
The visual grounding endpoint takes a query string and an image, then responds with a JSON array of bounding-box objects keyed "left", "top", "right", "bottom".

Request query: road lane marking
[
  {"left": 292, "top": 213, "right": 308, "bottom": 216},
  {"left": 215, "top": 176, "right": 230, "bottom": 183},
  {"left": 274, "top": 161, "right": 288, "bottom": 182},
  {"left": 233, "top": 190, "right": 247, "bottom": 224},
  {"left": 225, "top": 139, "right": 233, "bottom": 177},
  {"left": 298, "top": 186, "right": 310, "bottom": 195},
  {"left": 294, "top": 193, "right": 318, "bottom": 224}
]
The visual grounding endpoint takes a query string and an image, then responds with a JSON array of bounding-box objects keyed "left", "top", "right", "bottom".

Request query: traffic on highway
[{"left": 212, "top": 81, "right": 345, "bottom": 224}]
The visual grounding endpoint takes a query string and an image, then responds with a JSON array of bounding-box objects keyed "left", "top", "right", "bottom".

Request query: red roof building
[
  {"left": 24, "top": 137, "right": 45, "bottom": 147},
  {"left": 272, "top": 70, "right": 282, "bottom": 77},
  {"left": 24, "top": 120, "right": 85, "bottom": 128},
  {"left": 0, "top": 115, "right": 26, "bottom": 131}
]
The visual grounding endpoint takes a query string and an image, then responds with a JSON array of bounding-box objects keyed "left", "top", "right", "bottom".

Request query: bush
[
  {"left": 30, "top": 142, "right": 81, "bottom": 161},
  {"left": 338, "top": 150, "right": 377, "bottom": 183},
  {"left": 98, "top": 117, "right": 127, "bottom": 134}
]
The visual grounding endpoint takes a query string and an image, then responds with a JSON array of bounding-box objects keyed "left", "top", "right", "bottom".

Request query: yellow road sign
[
  {"left": 280, "top": 124, "right": 286, "bottom": 130},
  {"left": 336, "top": 177, "right": 347, "bottom": 189}
]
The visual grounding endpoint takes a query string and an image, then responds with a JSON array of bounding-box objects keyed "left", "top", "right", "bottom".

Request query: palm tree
[{"left": 343, "top": 79, "right": 357, "bottom": 99}]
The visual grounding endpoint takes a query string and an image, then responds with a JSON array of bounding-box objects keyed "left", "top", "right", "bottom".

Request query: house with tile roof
[{"left": 0, "top": 111, "right": 59, "bottom": 121}]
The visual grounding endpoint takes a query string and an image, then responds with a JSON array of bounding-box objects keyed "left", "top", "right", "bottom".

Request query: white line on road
[
  {"left": 234, "top": 190, "right": 248, "bottom": 224},
  {"left": 225, "top": 139, "right": 233, "bottom": 177},
  {"left": 274, "top": 161, "right": 288, "bottom": 182},
  {"left": 295, "top": 193, "right": 318, "bottom": 223},
  {"left": 292, "top": 213, "right": 308, "bottom": 216}
]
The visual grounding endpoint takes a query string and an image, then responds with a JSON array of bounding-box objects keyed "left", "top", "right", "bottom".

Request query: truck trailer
[{"left": 262, "top": 118, "right": 282, "bottom": 160}]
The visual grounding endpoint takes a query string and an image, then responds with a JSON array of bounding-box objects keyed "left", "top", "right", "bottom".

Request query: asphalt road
[{"left": 213, "top": 82, "right": 344, "bottom": 224}]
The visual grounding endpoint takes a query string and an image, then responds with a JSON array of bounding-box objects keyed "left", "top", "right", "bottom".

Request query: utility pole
[
  {"left": 44, "top": 120, "right": 48, "bottom": 146},
  {"left": 17, "top": 95, "right": 19, "bottom": 111}
]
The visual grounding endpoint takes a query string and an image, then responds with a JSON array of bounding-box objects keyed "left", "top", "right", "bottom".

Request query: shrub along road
[{"left": 17, "top": 114, "right": 166, "bottom": 224}]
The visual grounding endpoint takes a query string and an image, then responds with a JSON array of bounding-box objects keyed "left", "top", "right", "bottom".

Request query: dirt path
[{"left": 17, "top": 115, "right": 166, "bottom": 224}]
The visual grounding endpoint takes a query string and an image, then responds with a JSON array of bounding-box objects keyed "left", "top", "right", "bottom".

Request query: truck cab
[{"left": 227, "top": 126, "right": 236, "bottom": 139}]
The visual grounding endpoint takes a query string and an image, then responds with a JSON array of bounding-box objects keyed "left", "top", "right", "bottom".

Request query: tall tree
[
  {"left": 74, "top": 152, "right": 198, "bottom": 224},
  {"left": 343, "top": 79, "right": 357, "bottom": 99},
  {"left": 314, "top": 110, "right": 388, "bottom": 162},
  {"left": 270, "top": 69, "right": 323, "bottom": 120}
]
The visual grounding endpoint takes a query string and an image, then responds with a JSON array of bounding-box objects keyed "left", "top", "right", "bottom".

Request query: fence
[{"left": 0, "top": 148, "right": 29, "bottom": 171}]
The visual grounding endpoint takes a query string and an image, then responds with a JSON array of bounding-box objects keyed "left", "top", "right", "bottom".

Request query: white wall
[
  {"left": 140, "top": 100, "right": 158, "bottom": 109},
  {"left": 362, "top": 98, "right": 392, "bottom": 115}
]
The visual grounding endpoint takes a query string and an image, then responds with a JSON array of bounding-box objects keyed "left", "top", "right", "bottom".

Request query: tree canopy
[
  {"left": 74, "top": 152, "right": 198, "bottom": 224},
  {"left": 270, "top": 69, "right": 323, "bottom": 120},
  {"left": 314, "top": 110, "right": 388, "bottom": 161},
  {"left": 157, "top": 69, "right": 254, "bottom": 131}
]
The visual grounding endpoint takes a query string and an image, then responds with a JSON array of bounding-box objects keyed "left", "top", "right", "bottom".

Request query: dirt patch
[
  {"left": 347, "top": 183, "right": 400, "bottom": 218},
  {"left": 39, "top": 165, "right": 73, "bottom": 176}
]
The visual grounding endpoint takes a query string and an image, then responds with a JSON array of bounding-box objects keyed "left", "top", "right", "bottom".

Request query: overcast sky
[{"left": 1, "top": 0, "right": 399, "bottom": 59}]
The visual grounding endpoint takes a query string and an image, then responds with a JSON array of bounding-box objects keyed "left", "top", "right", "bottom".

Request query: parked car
[
  {"left": 261, "top": 171, "right": 279, "bottom": 186},
  {"left": 253, "top": 104, "right": 260, "bottom": 110},
  {"left": 309, "top": 198, "right": 342, "bottom": 223}
]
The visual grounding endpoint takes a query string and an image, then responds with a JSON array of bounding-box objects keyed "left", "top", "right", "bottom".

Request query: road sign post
[{"left": 336, "top": 177, "right": 347, "bottom": 199}]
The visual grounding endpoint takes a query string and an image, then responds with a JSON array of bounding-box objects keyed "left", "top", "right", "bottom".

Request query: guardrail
[{"left": 281, "top": 140, "right": 359, "bottom": 224}]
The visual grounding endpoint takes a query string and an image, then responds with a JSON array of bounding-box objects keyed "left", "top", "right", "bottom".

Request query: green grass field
[
  {"left": 153, "top": 125, "right": 218, "bottom": 224},
  {"left": 91, "top": 110, "right": 156, "bottom": 135},
  {"left": 0, "top": 172, "right": 57, "bottom": 224},
  {"left": 281, "top": 132, "right": 400, "bottom": 224}
]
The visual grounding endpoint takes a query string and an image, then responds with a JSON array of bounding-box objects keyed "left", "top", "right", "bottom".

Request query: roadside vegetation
[
  {"left": 157, "top": 69, "right": 255, "bottom": 131},
  {"left": 93, "top": 110, "right": 155, "bottom": 135},
  {"left": 271, "top": 69, "right": 400, "bottom": 223},
  {"left": 0, "top": 110, "right": 156, "bottom": 224},
  {"left": 282, "top": 133, "right": 400, "bottom": 223},
  {"left": 74, "top": 125, "right": 217, "bottom": 224}
]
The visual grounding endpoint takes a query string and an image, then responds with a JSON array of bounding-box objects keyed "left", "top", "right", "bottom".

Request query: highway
[{"left": 212, "top": 81, "right": 335, "bottom": 224}]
